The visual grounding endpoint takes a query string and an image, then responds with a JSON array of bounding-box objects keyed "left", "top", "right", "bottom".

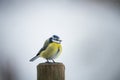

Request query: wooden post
[{"left": 37, "top": 62, "right": 65, "bottom": 80}]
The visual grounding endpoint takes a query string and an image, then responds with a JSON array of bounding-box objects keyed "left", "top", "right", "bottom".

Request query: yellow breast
[{"left": 40, "top": 42, "right": 62, "bottom": 59}]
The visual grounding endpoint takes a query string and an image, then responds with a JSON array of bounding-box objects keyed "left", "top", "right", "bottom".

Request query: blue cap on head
[
  {"left": 51, "top": 35, "right": 62, "bottom": 43},
  {"left": 53, "top": 35, "right": 60, "bottom": 39}
]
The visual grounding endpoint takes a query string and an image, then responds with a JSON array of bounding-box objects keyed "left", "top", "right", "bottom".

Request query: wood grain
[{"left": 37, "top": 62, "right": 65, "bottom": 80}]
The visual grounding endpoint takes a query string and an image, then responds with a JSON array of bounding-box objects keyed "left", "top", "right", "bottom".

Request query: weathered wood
[{"left": 37, "top": 62, "right": 65, "bottom": 80}]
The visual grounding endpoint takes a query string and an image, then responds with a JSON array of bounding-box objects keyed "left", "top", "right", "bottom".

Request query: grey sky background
[{"left": 0, "top": 0, "right": 120, "bottom": 80}]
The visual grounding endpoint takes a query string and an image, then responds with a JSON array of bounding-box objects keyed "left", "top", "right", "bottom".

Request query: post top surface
[{"left": 37, "top": 62, "right": 65, "bottom": 66}]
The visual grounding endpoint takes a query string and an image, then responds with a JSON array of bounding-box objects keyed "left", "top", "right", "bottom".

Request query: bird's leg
[
  {"left": 51, "top": 59, "right": 55, "bottom": 63},
  {"left": 46, "top": 59, "right": 50, "bottom": 63}
]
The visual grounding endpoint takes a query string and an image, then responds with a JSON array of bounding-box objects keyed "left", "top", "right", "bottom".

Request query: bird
[{"left": 29, "top": 35, "right": 62, "bottom": 63}]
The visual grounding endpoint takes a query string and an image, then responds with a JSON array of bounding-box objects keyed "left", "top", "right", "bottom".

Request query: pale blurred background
[{"left": 0, "top": 0, "right": 120, "bottom": 80}]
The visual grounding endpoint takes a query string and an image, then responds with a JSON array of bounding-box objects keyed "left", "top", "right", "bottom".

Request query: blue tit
[{"left": 30, "top": 35, "right": 62, "bottom": 63}]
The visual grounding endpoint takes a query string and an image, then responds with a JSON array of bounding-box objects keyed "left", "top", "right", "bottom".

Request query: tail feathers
[{"left": 29, "top": 56, "right": 39, "bottom": 62}]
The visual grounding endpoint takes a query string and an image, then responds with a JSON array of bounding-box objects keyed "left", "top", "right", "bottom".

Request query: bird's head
[{"left": 50, "top": 35, "right": 62, "bottom": 43}]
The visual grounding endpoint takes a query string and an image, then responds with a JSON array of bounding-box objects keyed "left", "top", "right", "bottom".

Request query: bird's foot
[{"left": 45, "top": 61, "right": 50, "bottom": 63}]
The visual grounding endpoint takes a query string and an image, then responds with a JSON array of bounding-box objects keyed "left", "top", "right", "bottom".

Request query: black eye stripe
[{"left": 54, "top": 38, "right": 58, "bottom": 39}]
